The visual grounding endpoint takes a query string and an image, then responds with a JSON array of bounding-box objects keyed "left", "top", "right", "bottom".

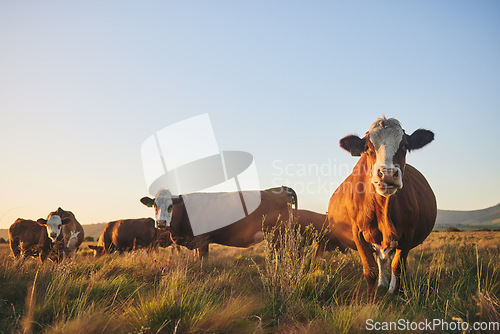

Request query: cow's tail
[{"left": 283, "top": 186, "right": 298, "bottom": 210}]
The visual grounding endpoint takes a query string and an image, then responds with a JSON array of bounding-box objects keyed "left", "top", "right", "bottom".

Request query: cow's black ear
[
  {"left": 340, "top": 135, "right": 366, "bottom": 157},
  {"left": 140, "top": 197, "right": 155, "bottom": 207},
  {"left": 172, "top": 196, "right": 183, "bottom": 205},
  {"left": 37, "top": 219, "right": 47, "bottom": 226},
  {"left": 407, "top": 129, "right": 434, "bottom": 151},
  {"left": 61, "top": 217, "right": 72, "bottom": 225}
]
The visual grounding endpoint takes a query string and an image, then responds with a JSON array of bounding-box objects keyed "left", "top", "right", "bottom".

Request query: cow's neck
[
  {"left": 357, "top": 156, "right": 399, "bottom": 248},
  {"left": 373, "top": 194, "right": 398, "bottom": 249}
]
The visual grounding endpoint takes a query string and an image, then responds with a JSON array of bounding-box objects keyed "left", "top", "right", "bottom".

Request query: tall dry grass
[{"left": 0, "top": 229, "right": 499, "bottom": 333}]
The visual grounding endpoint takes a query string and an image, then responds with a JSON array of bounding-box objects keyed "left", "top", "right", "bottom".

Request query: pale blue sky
[{"left": 1, "top": 1, "right": 499, "bottom": 228}]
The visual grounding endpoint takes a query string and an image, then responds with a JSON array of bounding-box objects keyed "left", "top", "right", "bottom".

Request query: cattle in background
[
  {"left": 37, "top": 207, "right": 85, "bottom": 261},
  {"left": 88, "top": 218, "right": 173, "bottom": 257},
  {"left": 295, "top": 209, "right": 345, "bottom": 255},
  {"left": 140, "top": 186, "right": 297, "bottom": 259},
  {"left": 327, "top": 117, "right": 436, "bottom": 300},
  {"left": 9, "top": 218, "right": 56, "bottom": 261}
]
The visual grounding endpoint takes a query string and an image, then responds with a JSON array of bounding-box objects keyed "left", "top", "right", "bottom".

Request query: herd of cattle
[
  {"left": 7, "top": 117, "right": 437, "bottom": 300},
  {"left": 8, "top": 195, "right": 338, "bottom": 261},
  {"left": 9, "top": 211, "right": 173, "bottom": 261}
]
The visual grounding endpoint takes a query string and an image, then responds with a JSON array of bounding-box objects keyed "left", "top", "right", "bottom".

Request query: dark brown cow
[
  {"left": 9, "top": 218, "right": 58, "bottom": 261},
  {"left": 295, "top": 209, "right": 345, "bottom": 255},
  {"left": 327, "top": 117, "right": 436, "bottom": 300},
  {"left": 140, "top": 186, "right": 297, "bottom": 259},
  {"left": 36, "top": 207, "right": 85, "bottom": 261},
  {"left": 88, "top": 218, "right": 173, "bottom": 257}
]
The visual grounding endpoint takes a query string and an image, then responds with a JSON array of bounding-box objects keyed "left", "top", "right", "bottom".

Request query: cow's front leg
[
  {"left": 389, "top": 248, "right": 408, "bottom": 294},
  {"left": 372, "top": 241, "right": 398, "bottom": 290},
  {"left": 353, "top": 228, "right": 378, "bottom": 302}
]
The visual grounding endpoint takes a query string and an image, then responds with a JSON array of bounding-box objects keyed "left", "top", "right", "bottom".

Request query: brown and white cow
[
  {"left": 140, "top": 186, "right": 297, "bottom": 259},
  {"left": 36, "top": 207, "right": 85, "bottom": 261},
  {"left": 88, "top": 218, "right": 173, "bottom": 257},
  {"left": 9, "top": 218, "right": 56, "bottom": 261},
  {"left": 327, "top": 117, "right": 436, "bottom": 300}
]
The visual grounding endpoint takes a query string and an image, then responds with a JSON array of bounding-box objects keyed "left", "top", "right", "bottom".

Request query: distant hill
[
  {"left": 436, "top": 204, "right": 500, "bottom": 226},
  {"left": 80, "top": 223, "right": 107, "bottom": 239}
]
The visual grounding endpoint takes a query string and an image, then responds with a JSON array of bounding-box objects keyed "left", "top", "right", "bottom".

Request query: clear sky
[{"left": 1, "top": 1, "right": 499, "bottom": 229}]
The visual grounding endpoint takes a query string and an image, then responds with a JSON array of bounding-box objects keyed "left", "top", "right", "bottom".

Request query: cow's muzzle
[
  {"left": 373, "top": 167, "right": 402, "bottom": 196},
  {"left": 156, "top": 220, "right": 168, "bottom": 229}
]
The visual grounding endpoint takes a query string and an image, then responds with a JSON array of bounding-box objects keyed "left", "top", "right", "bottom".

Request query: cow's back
[
  {"left": 112, "top": 218, "right": 156, "bottom": 250},
  {"left": 9, "top": 218, "right": 50, "bottom": 257},
  {"left": 97, "top": 221, "right": 117, "bottom": 251},
  {"left": 9, "top": 219, "right": 45, "bottom": 246},
  {"left": 296, "top": 210, "right": 328, "bottom": 232},
  {"left": 208, "top": 187, "right": 294, "bottom": 247}
]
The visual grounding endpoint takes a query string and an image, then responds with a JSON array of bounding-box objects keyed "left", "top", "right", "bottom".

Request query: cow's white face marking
[
  {"left": 154, "top": 189, "right": 174, "bottom": 228},
  {"left": 368, "top": 118, "right": 404, "bottom": 196},
  {"left": 45, "top": 215, "right": 64, "bottom": 243}
]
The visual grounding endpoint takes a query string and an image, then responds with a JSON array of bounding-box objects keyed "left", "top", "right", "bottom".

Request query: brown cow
[
  {"left": 140, "top": 186, "right": 297, "bottom": 259},
  {"left": 295, "top": 209, "right": 346, "bottom": 255},
  {"left": 36, "top": 207, "right": 85, "bottom": 261},
  {"left": 327, "top": 117, "right": 436, "bottom": 300},
  {"left": 9, "top": 218, "right": 59, "bottom": 261},
  {"left": 88, "top": 218, "right": 173, "bottom": 257}
]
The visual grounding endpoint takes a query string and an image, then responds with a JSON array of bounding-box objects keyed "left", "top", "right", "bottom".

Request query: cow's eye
[{"left": 167, "top": 204, "right": 173, "bottom": 213}]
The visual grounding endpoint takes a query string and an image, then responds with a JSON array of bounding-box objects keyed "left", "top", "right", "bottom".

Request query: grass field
[{"left": 1, "top": 230, "right": 499, "bottom": 333}]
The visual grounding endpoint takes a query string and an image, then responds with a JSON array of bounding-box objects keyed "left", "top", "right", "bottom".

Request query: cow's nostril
[
  {"left": 394, "top": 170, "right": 399, "bottom": 178},
  {"left": 377, "top": 169, "right": 383, "bottom": 178}
]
